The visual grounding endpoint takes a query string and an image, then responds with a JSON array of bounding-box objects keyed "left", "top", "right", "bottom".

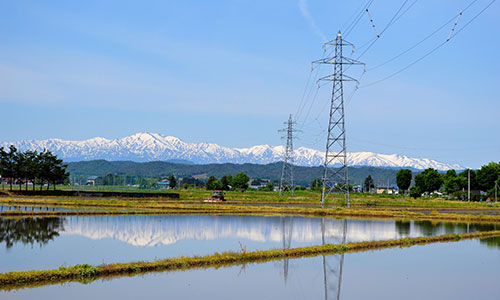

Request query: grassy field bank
[
  {"left": 2, "top": 197, "right": 500, "bottom": 224},
  {"left": 1, "top": 186, "right": 499, "bottom": 209}
]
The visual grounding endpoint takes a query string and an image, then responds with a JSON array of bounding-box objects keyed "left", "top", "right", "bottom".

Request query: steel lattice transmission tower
[
  {"left": 279, "top": 114, "right": 297, "bottom": 196},
  {"left": 313, "top": 31, "right": 365, "bottom": 205}
]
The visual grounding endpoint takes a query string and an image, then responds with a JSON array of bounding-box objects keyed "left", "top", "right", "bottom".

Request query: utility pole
[
  {"left": 468, "top": 169, "right": 470, "bottom": 202},
  {"left": 313, "top": 31, "right": 364, "bottom": 206},
  {"left": 279, "top": 114, "right": 297, "bottom": 196},
  {"left": 495, "top": 181, "right": 498, "bottom": 202}
]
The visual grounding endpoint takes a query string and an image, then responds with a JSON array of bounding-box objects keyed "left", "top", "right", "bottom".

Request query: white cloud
[{"left": 298, "top": 0, "right": 327, "bottom": 42}]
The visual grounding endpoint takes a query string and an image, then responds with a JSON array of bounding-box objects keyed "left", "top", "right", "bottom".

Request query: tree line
[
  {"left": 396, "top": 162, "right": 500, "bottom": 200},
  {"left": 205, "top": 173, "right": 251, "bottom": 191},
  {"left": 338, "top": 161, "right": 500, "bottom": 201},
  {"left": 0, "top": 146, "right": 69, "bottom": 191}
]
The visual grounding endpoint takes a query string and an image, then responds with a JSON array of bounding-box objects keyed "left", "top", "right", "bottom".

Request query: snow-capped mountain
[{"left": 0, "top": 132, "right": 463, "bottom": 170}]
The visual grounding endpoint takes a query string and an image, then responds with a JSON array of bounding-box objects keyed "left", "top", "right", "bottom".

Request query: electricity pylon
[
  {"left": 279, "top": 114, "right": 297, "bottom": 196},
  {"left": 313, "top": 31, "right": 365, "bottom": 205}
]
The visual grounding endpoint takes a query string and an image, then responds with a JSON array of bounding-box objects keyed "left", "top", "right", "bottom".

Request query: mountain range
[{"left": 1, "top": 132, "right": 463, "bottom": 170}]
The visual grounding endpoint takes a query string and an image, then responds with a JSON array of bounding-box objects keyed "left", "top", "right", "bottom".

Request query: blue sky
[{"left": 0, "top": 0, "right": 498, "bottom": 168}]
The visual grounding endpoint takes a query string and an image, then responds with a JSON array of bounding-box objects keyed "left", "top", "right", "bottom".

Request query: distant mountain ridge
[
  {"left": 65, "top": 161, "right": 401, "bottom": 186},
  {"left": 1, "top": 132, "right": 463, "bottom": 170}
]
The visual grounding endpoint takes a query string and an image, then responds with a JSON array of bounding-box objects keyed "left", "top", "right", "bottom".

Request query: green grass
[
  {"left": 2, "top": 230, "right": 500, "bottom": 290},
  {"left": 2, "top": 186, "right": 498, "bottom": 209}
]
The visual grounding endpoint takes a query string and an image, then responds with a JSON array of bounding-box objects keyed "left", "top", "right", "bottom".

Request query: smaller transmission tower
[{"left": 279, "top": 114, "right": 297, "bottom": 195}]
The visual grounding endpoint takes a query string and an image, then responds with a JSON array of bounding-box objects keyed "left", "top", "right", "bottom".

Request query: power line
[
  {"left": 342, "top": 0, "right": 374, "bottom": 31},
  {"left": 368, "top": 0, "right": 479, "bottom": 71},
  {"left": 343, "top": 0, "right": 375, "bottom": 38},
  {"left": 361, "top": 0, "right": 496, "bottom": 88},
  {"left": 380, "top": 0, "right": 411, "bottom": 35},
  {"left": 367, "top": 17, "right": 455, "bottom": 71},
  {"left": 296, "top": 47, "right": 336, "bottom": 124},
  {"left": 354, "top": 0, "right": 414, "bottom": 61},
  {"left": 295, "top": 67, "right": 314, "bottom": 120}
]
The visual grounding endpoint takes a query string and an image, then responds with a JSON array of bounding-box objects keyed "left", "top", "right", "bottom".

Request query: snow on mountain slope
[{"left": 0, "top": 132, "right": 464, "bottom": 170}]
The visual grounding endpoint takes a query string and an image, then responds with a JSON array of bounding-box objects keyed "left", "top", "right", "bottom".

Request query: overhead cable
[{"left": 361, "top": 0, "right": 496, "bottom": 88}]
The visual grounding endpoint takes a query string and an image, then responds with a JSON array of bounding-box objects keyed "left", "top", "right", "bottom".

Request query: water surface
[
  {"left": 2, "top": 238, "right": 499, "bottom": 299},
  {"left": 0, "top": 215, "right": 498, "bottom": 272}
]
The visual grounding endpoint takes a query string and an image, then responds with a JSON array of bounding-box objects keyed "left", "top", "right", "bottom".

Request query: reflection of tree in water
[
  {"left": 414, "top": 221, "right": 497, "bottom": 237},
  {"left": 479, "top": 237, "right": 500, "bottom": 249},
  {"left": 0, "top": 217, "right": 65, "bottom": 248},
  {"left": 395, "top": 221, "right": 411, "bottom": 236},
  {"left": 414, "top": 221, "right": 439, "bottom": 236}
]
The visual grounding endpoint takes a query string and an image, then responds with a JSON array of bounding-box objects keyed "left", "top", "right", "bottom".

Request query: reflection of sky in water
[
  {"left": 2, "top": 239, "right": 499, "bottom": 300},
  {"left": 0, "top": 215, "right": 498, "bottom": 273}
]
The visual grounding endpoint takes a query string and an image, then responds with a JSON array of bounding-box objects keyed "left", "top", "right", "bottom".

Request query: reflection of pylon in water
[
  {"left": 322, "top": 218, "right": 347, "bottom": 300},
  {"left": 282, "top": 216, "right": 294, "bottom": 284}
]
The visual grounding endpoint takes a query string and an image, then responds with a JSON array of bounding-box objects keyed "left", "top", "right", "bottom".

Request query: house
[
  {"left": 352, "top": 185, "right": 363, "bottom": 193},
  {"left": 86, "top": 176, "right": 99, "bottom": 186},
  {"left": 376, "top": 185, "right": 398, "bottom": 195},
  {"left": 157, "top": 179, "right": 170, "bottom": 189},
  {"left": 249, "top": 178, "right": 271, "bottom": 189}
]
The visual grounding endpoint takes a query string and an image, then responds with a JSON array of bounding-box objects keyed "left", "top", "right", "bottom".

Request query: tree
[
  {"left": 13, "top": 150, "right": 27, "bottom": 190},
  {"left": 264, "top": 181, "right": 275, "bottom": 192},
  {"left": 206, "top": 176, "right": 221, "bottom": 190},
  {"left": 310, "top": 178, "right": 322, "bottom": 191},
  {"left": 363, "top": 175, "right": 375, "bottom": 193},
  {"left": 0, "top": 146, "right": 18, "bottom": 190},
  {"left": 24, "top": 150, "right": 40, "bottom": 191},
  {"left": 442, "top": 169, "right": 467, "bottom": 195},
  {"left": 231, "top": 173, "right": 249, "bottom": 191},
  {"left": 102, "top": 173, "right": 114, "bottom": 186},
  {"left": 168, "top": 175, "right": 177, "bottom": 189},
  {"left": 50, "top": 161, "right": 69, "bottom": 190},
  {"left": 220, "top": 175, "right": 233, "bottom": 191},
  {"left": 414, "top": 168, "right": 443, "bottom": 195},
  {"left": 137, "top": 177, "right": 149, "bottom": 189},
  {"left": 396, "top": 169, "right": 412, "bottom": 195},
  {"left": 38, "top": 150, "right": 52, "bottom": 190},
  {"left": 476, "top": 162, "right": 500, "bottom": 192},
  {"left": 0, "top": 147, "right": 67, "bottom": 191},
  {"left": 101, "top": 173, "right": 123, "bottom": 186},
  {"left": 250, "top": 179, "right": 262, "bottom": 186},
  {"left": 39, "top": 150, "right": 68, "bottom": 190},
  {"left": 0, "top": 147, "right": 6, "bottom": 189},
  {"left": 458, "top": 169, "right": 480, "bottom": 191},
  {"left": 409, "top": 185, "right": 422, "bottom": 199},
  {"left": 335, "top": 183, "right": 353, "bottom": 192}
]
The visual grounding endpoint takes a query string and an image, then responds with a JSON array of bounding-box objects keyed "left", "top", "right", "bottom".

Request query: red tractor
[{"left": 203, "top": 190, "right": 226, "bottom": 203}]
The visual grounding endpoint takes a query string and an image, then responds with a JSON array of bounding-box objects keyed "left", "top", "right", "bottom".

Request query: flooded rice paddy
[
  {"left": 1, "top": 214, "right": 498, "bottom": 273},
  {"left": 0, "top": 205, "right": 83, "bottom": 212},
  {"left": 2, "top": 237, "right": 499, "bottom": 299}
]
